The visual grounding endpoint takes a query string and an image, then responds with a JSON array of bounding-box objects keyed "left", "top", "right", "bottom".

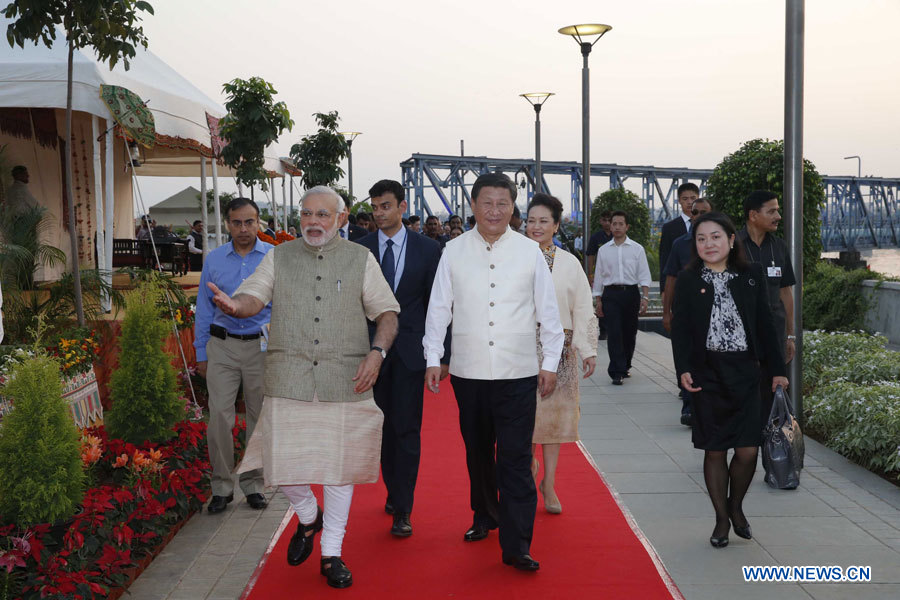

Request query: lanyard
[{"left": 746, "top": 235, "right": 776, "bottom": 267}]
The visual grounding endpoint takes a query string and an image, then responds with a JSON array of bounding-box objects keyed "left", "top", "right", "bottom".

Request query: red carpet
[{"left": 242, "top": 383, "right": 682, "bottom": 599}]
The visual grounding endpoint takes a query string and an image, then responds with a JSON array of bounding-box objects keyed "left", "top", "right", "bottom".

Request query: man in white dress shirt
[
  {"left": 423, "top": 172, "right": 564, "bottom": 572},
  {"left": 593, "top": 211, "right": 652, "bottom": 385}
]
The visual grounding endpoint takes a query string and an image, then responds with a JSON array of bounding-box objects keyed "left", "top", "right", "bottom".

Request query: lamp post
[
  {"left": 844, "top": 155, "right": 861, "bottom": 178},
  {"left": 520, "top": 93, "right": 554, "bottom": 194},
  {"left": 341, "top": 131, "right": 362, "bottom": 200},
  {"left": 559, "top": 23, "right": 611, "bottom": 270}
]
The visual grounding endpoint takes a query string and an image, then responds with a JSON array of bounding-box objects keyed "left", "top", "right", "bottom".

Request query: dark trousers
[
  {"left": 451, "top": 375, "right": 538, "bottom": 556},
  {"left": 373, "top": 352, "right": 425, "bottom": 515},
  {"left": 602, "top": 286, "right": 640, "bottom": 378}
]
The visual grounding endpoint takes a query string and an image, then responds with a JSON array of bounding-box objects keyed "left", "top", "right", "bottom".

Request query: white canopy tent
[{"left": 0, "top": 16, "right": 293, "bottom": 281}]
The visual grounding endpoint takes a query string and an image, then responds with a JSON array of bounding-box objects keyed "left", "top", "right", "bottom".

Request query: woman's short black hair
[
  {"left": 527, "top": 193, "right": 564, "bottom": 224},
  {"left": 688, "top": 211, "right": 749, "bottom": 271}
]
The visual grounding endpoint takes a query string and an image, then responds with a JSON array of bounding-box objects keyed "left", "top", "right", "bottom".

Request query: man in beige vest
[
  {"left": 207, "top": 186, "right": 399, "bottom": 589},
  {"left": 423, "top": 172, "right": 564, "bottom": 572}
]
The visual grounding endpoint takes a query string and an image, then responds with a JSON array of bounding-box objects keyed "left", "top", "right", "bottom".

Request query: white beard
[{"left": 302, "top": 219, "right": 340, "bottom": 247}]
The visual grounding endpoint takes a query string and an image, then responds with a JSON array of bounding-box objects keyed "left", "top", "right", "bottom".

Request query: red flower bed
[{"left": 0, "top": 417, "right": 247, "bottom": 599}]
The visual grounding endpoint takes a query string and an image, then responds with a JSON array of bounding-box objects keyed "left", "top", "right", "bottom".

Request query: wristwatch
[
  {"left": 371, "top": 346, "right": 387, "bottom": 359},
  {"left": 787, "top": 335, "right": 796, "bottom": 341}
]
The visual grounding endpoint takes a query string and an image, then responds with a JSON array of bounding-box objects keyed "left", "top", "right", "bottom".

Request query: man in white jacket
[{"left": 423, "top": 172, "right": 564, "bottom": 572}]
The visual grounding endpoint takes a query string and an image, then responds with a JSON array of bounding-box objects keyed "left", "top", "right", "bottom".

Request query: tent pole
[
  {"left": 200, "top": 157, "right": 208, "bottom": 257},
  {"left": 282, "top": 175, "right": 287, "bottom": 233},
  {"left": 104, "top": 124, "right": 114, "bottom": 305},
  {"left": 211, "top": 157, "right": 222, "bottom": 247},
  {"left": 91, "top": 116, "right": 107, "bottom": 310},
  {"left": 290, "top": 174, "right": 294, "bottom": 228}
]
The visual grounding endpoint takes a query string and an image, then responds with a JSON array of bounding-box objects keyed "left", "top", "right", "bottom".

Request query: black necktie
[{"left": 382, "top": 239, "right": 395, "bottom": 291}]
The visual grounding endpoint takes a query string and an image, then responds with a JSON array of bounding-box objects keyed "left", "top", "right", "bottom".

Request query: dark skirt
[{"left": 691, "top": 350, "right": 762, "bottom": 451}]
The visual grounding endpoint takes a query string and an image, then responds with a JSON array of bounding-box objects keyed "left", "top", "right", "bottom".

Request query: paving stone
[
  {"left": 590, "top": 453, "right": 681, "bottom": 473},
  {"left": 602, "top": 472, "right": 703, "bottom": 494},
  {"left": 752, "top": 517, "right": 881, "bottom": 547}
]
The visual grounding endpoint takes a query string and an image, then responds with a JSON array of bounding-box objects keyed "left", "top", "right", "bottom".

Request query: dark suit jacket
[
  {"left": 670, "top": 263, "right": 786, "bottom": 381},
  {"left": 356, "top": 230, "right": 450, "bottom": 371},
  {"left": 348, "top": 223, "right": 368, "bottom": 241},
  {"left": 658, "top": 216, "right": 688, "bottom": 284}
]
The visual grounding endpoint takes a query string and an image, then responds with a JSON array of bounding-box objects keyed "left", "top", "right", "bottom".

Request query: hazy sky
[{"left": 138, "top": 0, "right": 900, "bottom": 213}]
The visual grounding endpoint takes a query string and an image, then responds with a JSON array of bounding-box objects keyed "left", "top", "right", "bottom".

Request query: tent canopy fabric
[{"left": 0, "top": 15, "right": 225, "bottom": 153}]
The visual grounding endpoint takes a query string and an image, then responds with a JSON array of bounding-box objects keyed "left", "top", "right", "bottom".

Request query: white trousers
[{"left": 280, "top": 484, "right": 354, "bottom": 557}]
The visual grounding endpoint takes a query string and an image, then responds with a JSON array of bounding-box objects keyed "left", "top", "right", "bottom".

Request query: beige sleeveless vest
[{"left": 265, "top": 236, "right": 370, "bottom": 402}]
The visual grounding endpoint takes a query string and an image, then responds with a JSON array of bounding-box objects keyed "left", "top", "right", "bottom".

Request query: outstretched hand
[{"left": 207, "top": 282, "right": 238, "bottom": 316}]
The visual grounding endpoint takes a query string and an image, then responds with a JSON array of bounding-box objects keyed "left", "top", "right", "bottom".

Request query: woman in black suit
[{"left": 671, "top": 212, "right": 788, "bottom": 548}]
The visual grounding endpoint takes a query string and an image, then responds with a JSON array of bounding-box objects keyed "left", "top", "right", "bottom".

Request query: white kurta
[{"left": 235, "top": 242, "right": 400, "bottom": 486}]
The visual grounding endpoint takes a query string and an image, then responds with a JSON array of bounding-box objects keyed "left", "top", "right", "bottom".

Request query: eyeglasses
[
  {"left": 229, "top": 219, "right": 257, "bottom": 230},
  {"left": 300, "top": 210, "right": 334, "bottom": 220}
]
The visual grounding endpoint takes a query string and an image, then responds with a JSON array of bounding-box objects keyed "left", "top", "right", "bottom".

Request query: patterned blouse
[{"left": 701, "top": 267, "right": 748, "bottom": 352}]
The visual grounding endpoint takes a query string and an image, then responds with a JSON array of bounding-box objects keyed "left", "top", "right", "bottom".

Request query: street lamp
[
  {"left": 844, "top": 155, "right": 861, "bottom": 178},
  {"left": 341, "top": 131, "right": 362, "bottom": 200},
  {"left": 559, "top": 23, "right": 612, "bottom": 269},
  {"left": 520, "top": 92, "right": 554, "bottom": 194}
]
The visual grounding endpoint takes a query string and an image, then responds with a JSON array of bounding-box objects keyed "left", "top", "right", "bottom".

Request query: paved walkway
[{"left": 129, "top": 331, "right": 900, "bottom": 599}]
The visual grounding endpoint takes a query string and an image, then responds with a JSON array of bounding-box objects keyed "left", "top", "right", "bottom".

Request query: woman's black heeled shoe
[
  {"left": 731, "top": 521, "right": 752, "bottom": 540},
  {"left": 710, "top": 520, "right": 730, "bottom": 548}
]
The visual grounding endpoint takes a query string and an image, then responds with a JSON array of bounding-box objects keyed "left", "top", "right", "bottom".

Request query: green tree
[
  {"left": 219, "top": 77, "right": 293, "bottom": 190},
  {"left": 4, "top": 0, "right": 155, "bottom": 327},
  {"left": 290, "top": 111, "right": 349, "bottom": 190},
  {"left": 0, "top": 354, "right": 84, "bottom": 526},
  {"left": 105, "top": 280, "right": 183, "bottom": 444},
  {"left": 705, "top": 138, "right": 824, "bottom": 275},
  {"left": 590, "top": 187, "right": 651, "bottom": 247}
]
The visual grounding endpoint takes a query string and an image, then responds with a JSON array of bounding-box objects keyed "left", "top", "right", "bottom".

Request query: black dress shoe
[
  {"left": 384, "top": 500, "right": 395, "bottom": 515},
  {"left": 206, "top": 494, "right": 233, "bottom": 514},
  {"left": 287, "top": 507, "right": 323, "bottom": 566},
  {"left": 624, "top": 371, "right": 631, "bottom": 378},
  {"left": 612, "top": 376, "right": 624, "bottom": 386},
  {"left": 502, "top": 553, "right": 540, "bottom": 571},
  {"left": 391, "top": 513, "right": 412, "bottom": 537},
  {"left": 680, "top": 412, "right": 693, "bottom": 427},
  {"left": 246, "top": 493, "right": 268, "bottom": 510},
  {"left": 321, "top": 556, "right": 353, "bottom": 588},
  {"left": 463, "top": 524, "right": 490, "bottom": 542}
]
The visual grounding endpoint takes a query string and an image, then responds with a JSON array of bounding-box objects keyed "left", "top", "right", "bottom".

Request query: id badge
[
  {"left": 260, "top": 324, "right": 269, "bottom": 352},
  {"left": 767, "top": 266, "right": 782, "bottom": 278}
]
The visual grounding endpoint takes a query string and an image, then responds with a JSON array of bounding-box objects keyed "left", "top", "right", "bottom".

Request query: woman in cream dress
[{"left": 526, "top": 193, "right": 598, "bottom": 513}]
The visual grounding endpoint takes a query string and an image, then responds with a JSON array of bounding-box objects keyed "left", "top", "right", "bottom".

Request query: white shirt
[
  {"left": 187, "top": 232, "right": 203, "bottom": 254},
  {"left": 592, "top": 236, "right": 652, "bottom": 296},
  {"left": 378, "top": 226, "right": 407, "bottom": 293},
  {"left": 423, "top": 226, "right": 564, "bottom": 378}
]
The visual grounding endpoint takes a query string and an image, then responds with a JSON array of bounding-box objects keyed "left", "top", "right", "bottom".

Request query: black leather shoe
[
  {"left": 463, "top": 524, "right": 490, "bottom": 542},
  {"left": 206, "top": 494, "right": 233, "bottom": 514},
  {"left": 321, "top": 556, "right": 353, "bottom": 588},
  {"left": 502, "top": 553, "right": 540, "bottom": 571},
  {"left": 680, "top": 412, "right": 693, "bottom": 427},
  {"left": 612, "top": 376, "right": 624, "bottom": 386},
  {"left": 732, "top": 522, "right": 752, "bottom": 540},
  {"left": 286, "top": 507, "right": 323, "bottom": 566},
  {"left": 624, "top": 371, "right": 631, "bottom": 378},
  {"left": 246, "top": 493, "right": 268, "bottom": 510},
  {"left": 391, "top": 513, "right": 412, "bottom": 537},
  {"left": 384, "top": 500, "right": 395, "bottom": 515}
]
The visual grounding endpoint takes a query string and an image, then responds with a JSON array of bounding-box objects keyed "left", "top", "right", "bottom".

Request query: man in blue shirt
[{"left": 195, "top": 197, "right": 274, "bottom": 514}]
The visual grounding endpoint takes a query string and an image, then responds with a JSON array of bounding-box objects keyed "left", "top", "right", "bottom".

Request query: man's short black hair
[
  {"left": 11, "top": 165, "right": 27, "bottom": 177},
  {"left": 402, "top": 217, "right": 410, "bottom": 226},
  {"left": 467, "top": 215, "right": 476, "bottom": 227},
  {"left": 267, "top": 218, "right": 275, "bottom": 228},
  {"left": 692, "top": 197, "right": 713, "bottom": 210},
  {"left": 449, "top": 214, "right": 463, "bottom": 225},
  {"left": 677, "top": 182, "right": 700, "bottom": 198},
  {"left": 192, "top": 220, "right": 202, "bottom": 227},
  {"left": 368, "top": 179, "right": 404, "bottom": 203},
  {"left": 356, "top": 211, "right": 372, "bottom": 222},
  {"left": 472, "top": 172, "right": 517, "bottom": 203},
  {"left": 743, "top": 190, "right": 778, "bottom": 219},
  {"left": 225, "top": 197, "right": 260, "bottom": 219},
  {"left": 409, "top": 215, "right": 420, "bottom": 224},
  {"left": 600, "top": 211, "right": 612, "bottom": 219},
  {"left": 611, "top": 210, "right": 629, "bottom": 225},
  {"left": 425, "top": 215, "right": 440, "bottom": 224},
  {"left": 528, "top": 193, "right": 564, "bottom": 224}
]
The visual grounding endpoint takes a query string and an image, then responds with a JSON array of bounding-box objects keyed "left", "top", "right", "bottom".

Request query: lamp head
[
  {"left": 558, "top": 23, "right": 612, "bottom": 54},
  {"left": 340, "top": 131, "right": 362, "bottom": 146}
]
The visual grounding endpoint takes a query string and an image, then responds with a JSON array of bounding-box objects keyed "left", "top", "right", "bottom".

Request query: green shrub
[
  {"left": 803, "top": 261, "right": 878, "bottom": 332},
  {"left": 802, "top": 330, "right": 888, "bottom": 394},
  {"left": 805, "top": 381, "right": 900, "bottom": 475},
  {"left": 0, "top": 355, "right": 84, "bottom": 526},
  {"left": 825, "top": 351, "right": 900, "bottom": 387},
  {"left": 705, "top": 138, "right": 824, "bottom": 275},
  {"left": 105, "top": 281, "right": 183, "bottom": 444},
  {"left": 590, "top": 188, "right": 651, "bottom": 248}
]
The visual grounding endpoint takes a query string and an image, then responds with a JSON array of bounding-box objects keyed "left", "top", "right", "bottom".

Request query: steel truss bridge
[{"left": 399, "top": 153, "right": 900, "bottom": 251}]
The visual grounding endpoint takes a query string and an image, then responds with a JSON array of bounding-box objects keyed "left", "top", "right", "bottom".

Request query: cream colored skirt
[{"left": 237, "top": 395, "right": 383, "bottom": 486}]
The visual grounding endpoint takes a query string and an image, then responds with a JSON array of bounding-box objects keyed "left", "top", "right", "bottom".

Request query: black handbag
[{"left": 762, "top": 385, "right": 804, "bottom": 489}]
